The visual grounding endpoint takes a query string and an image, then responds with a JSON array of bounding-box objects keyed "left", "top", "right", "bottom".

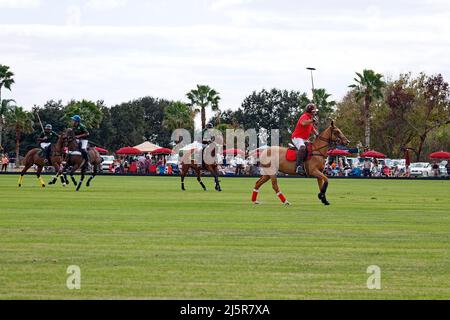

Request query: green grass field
[{"left": 0, "top": 175, "right": 449, "bottom": 299}]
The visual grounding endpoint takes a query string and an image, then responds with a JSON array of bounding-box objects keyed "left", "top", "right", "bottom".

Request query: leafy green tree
[
  {"left": 163, "top": 101, "right": 195, "bottom": 132},
  {"left": 241, "top": 89, "right": 310, "bottom": 144},
  {"left": 5, "top": 106, "right": 34, "bottom": 166},
  {"left": 89, "top": 106, "right": 116, "bottom": 150},
  {"left": 32, "top": 100, "right": 66, "bottom": 133},
  {"left": 406, "top": 73, "right": 450, "bottom": 160},
  {"left": 349, "top": 69, "right": 385, "bottom": 148},
  {"left": 64, "top": 99, "right": 103, "bottom": 128},
  {"left": 140, "top": 97, "right": 172, "bottom": 147},
  {"left": 186, "top": 85, "right": 220, "bottom": 130},
  {"left": 108, "top": 101, "right": 146, "bottom": 150}
]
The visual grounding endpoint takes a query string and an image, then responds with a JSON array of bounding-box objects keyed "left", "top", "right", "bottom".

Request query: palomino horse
[
  {"left": 179, "top": 143, "right": 222, "bottom": 192},
  {"left": 61, "top": 128, "right": 102, "bottom": 191},
  {"left": 252, "top": 121, "right": 349, "bottom": 206},
  {"left": 18, "top": 133, "right": 65, "bottom": 187}
]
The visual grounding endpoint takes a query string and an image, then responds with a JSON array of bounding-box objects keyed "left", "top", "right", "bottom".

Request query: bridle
[{"left": 311, "top": 127, "right": 341, "bottom": 158}]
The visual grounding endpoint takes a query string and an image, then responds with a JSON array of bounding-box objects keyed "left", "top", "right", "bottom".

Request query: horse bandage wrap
[
  {"left": 251, "top": 189, "right": 259, "bottom": 202},
  {"left": 277, "top": 192, "right": 287, "bottom": 204}
]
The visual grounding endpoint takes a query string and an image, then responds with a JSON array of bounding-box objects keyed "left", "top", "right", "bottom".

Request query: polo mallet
[
  {"left": 307, "top": 67, "right": 319, "bottom": 137},
  {"left": 35, "top": 111, "right": 45, "bottom": 134}
]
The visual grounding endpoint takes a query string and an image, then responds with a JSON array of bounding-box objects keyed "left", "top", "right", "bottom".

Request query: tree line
[{"left": 1, "top": 63, "right": 449, "bottom": 164}]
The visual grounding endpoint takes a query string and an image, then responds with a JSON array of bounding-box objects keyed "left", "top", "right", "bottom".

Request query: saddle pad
[
  {"left": 68, "top": 151, "right": 82, "bottom": 156},
  {"left": 285, "top": 144, "right": 313, "bottom": 162}
]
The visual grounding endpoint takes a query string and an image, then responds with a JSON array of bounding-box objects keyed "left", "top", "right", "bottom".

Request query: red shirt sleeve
[{"left": 291, "top": 113, "right": 313, "bottom": 139}]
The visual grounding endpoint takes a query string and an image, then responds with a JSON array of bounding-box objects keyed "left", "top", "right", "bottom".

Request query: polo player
[
  {"left": 70, "top": 115, "right": 90, "bottom": 163},
  {"left": 291, "top": 103, "right": 318, "bottom": 175},
  {"left": 37, "top": 124, "right": 58, "bottom": 165}
]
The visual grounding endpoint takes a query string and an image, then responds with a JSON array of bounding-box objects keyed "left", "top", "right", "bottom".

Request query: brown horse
[
  {"left": 252, "top": 121, "right": 349, "bottom": 206},
  {"left": 18, "top": 133, "right": 65, "bottom": 187},
  {"left": 179, "top": 143, "right": 222, "bottom": 192},
  {"left": 61, "top": 128, "right": 102, "bottom": 191}
]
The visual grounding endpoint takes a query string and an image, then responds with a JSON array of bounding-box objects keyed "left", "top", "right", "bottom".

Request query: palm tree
[
  {"left": 311, "top": 88, "right": 336, "bottom": 130},
  {"left": 186, "top": 85, "right": 220, "bottom": 130},
  {"left": 0, "top": 64, "right": 15, "bottom": 103},
  {"left": 0, "top": 99, "right": 15, "bottom": 147},
  {"left": 349, "top": 69, "right": 385, "bottom": 148},
  {"left": 163, "top": 101, "right": 195, "bottom": 131},
  {"left": 0, "top": 65, "right": 15, "bottom": 148},
  {"left": 6, "top": 106, "right": 34, "bottom": 167}
]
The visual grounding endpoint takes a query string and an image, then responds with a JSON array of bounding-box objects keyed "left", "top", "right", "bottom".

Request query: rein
[{"left": 310, "top": 128, "right": 336, "bottom": 158}]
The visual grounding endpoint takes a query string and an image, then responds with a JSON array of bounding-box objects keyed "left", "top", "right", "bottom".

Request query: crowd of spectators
[{"left": 109, "top": 155, "right": 174, "bottom": 175}]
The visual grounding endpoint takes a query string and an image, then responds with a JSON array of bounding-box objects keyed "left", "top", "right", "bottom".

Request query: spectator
[
  {"left": 235, "top": 155, "right": 245, "bottom": 176},
  {"left": 350, "top": 164, "right": 361, "bottom": 177},
  {"left": 371, "top": 163, "right": 381, "bottom": 177},
  {"left": 167, "top": 164, "right": 173, "bottom": 175},
  {"left": 363, "top": 159, "right": 372, "bottom": 177},
  {"left": 446, "top": 162, "right": 450, "bottom": 176},
  {"left": 431, "top": 162, "right": 440, "bottom": 177},
  {"left": 382, "top": 165, "right": 391, "bottom": 177},
  {"left": 1, "top": 154, "right": 9, "bottom": 172}
]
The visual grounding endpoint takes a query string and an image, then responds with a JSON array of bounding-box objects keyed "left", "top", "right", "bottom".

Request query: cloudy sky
[{"left": 1, "top": 0, "right": 449, "bottom": 114}]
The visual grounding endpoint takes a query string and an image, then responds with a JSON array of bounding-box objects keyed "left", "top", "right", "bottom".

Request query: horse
[
  {"left": 18, "top": 133, "right": 65, "bottom": 187},
  {"left": 252, "top": 121, "right": 349, "bottom": 206},
  {"left": 61, "top": 128, "right": 102, "bottom": 191},
  {"left": 179, "top": 143, "right": 222, "bottom": 192}
]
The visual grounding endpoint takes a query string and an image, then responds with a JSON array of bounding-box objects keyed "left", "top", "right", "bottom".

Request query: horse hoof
[
  {"left": 18, "top": 184, "right": 21, "bottom": 187},
  {"left": 42, "top": 184, "right": 46, "bottom": 188},
  {"left": 283, "top": 201, "right": 291, "bottom": 206},
  {"left": 324, "top": 201, "right": 330, "bottom": 206}
]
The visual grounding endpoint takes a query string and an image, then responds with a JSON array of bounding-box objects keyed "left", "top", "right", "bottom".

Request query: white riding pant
[
  {"left": 77, "top": 139, "right": 88, "bottom": 150},
  {"left": 292, "top": 138, "right": 306, "bottom": 150},
  {"left": 40, "top": 142, "right": 51, "bottom": 149}
]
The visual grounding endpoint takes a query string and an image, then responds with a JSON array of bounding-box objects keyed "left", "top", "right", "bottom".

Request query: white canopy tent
[{"left": 133, "top": 141, "right": 161, "bottom": 153}]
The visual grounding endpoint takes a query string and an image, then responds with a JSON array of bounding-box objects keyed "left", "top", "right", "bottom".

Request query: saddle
[{"left": 286, "top": 143, "right": 312, "bottom": 162}]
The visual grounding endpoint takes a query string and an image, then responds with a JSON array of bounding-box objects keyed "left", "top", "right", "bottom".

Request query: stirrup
[{"left": 296, "top": 165, "right": 305, "bottom": 175}]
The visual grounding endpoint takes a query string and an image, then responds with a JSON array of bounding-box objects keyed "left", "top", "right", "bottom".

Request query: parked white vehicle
[
  {"left": 410, "top": 162, "right": 432, "bottom": 177},
  {"left": 100, "top": 155, "right": 115, "bottom": 171},
  {"left": 385, "top": 159, "right": 406, "bottom": 170}
]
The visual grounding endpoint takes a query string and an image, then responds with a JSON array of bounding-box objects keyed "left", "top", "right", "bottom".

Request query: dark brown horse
[
  {"left": 61, "top": 128, "right": 102, "bottom": 191},
  {"left": 179, "top": 144, "right": 222, "bottom": 192},
  {"left": 252, "top": 121, "right": 349, "bottom": 206},
  {"left": 18, "top": 133, "right": 65, "bottom": 187}
]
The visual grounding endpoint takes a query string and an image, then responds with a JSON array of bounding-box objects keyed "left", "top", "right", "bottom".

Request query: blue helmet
[{"left": 71, "top": 115, "right": 81, "bottom": 122}]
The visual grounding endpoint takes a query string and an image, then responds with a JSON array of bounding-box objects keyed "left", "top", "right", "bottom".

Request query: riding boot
[
  {"left": 296, "top": 146, "right": 306, "bottom": 175},
  {"left": 81, "top": 149, "right": 89, "bottom": 166}
]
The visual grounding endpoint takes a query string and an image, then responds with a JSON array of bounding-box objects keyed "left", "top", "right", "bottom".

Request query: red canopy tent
[
  {"left": 429, "top": 151, "right": 450, "bottom": 159},
  {"left": 151, "top": 148, "right": 174, "bottom": 155},
  {"left": 116, "top": 147, "right": 142, "bottom": 155},
  {"left": 327, "top": 149, "right": 351, "bottom": 156},
  {"left": 95, "top": 147, "right": 109, "bottom": 154},
  {"left": 360, "top": 150, "right": 386, "bottom": 158},
  {"left": 223, "top": 148, "right": 245, "bottom": 156}
]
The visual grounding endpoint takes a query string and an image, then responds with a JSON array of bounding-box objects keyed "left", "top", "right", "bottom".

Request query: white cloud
[
  {"left": 0, "top": 0, "right": 40, "bottom": 8},
  {"left": 85, "top": 0, "right": 127, "bottom": 10},
  {"left": 1, "top": 0, "right": 449, "bottom": 112},
  {"left": 210, "top": 0, "right": 257, "bottom": 11},
  {"left": 66, "top": 5, "right": 82, "bottom": 26}
]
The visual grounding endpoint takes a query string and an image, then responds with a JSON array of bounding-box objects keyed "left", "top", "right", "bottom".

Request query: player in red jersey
[{"left": 291, "top": 103, "right": 318, "bottom": 175}]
